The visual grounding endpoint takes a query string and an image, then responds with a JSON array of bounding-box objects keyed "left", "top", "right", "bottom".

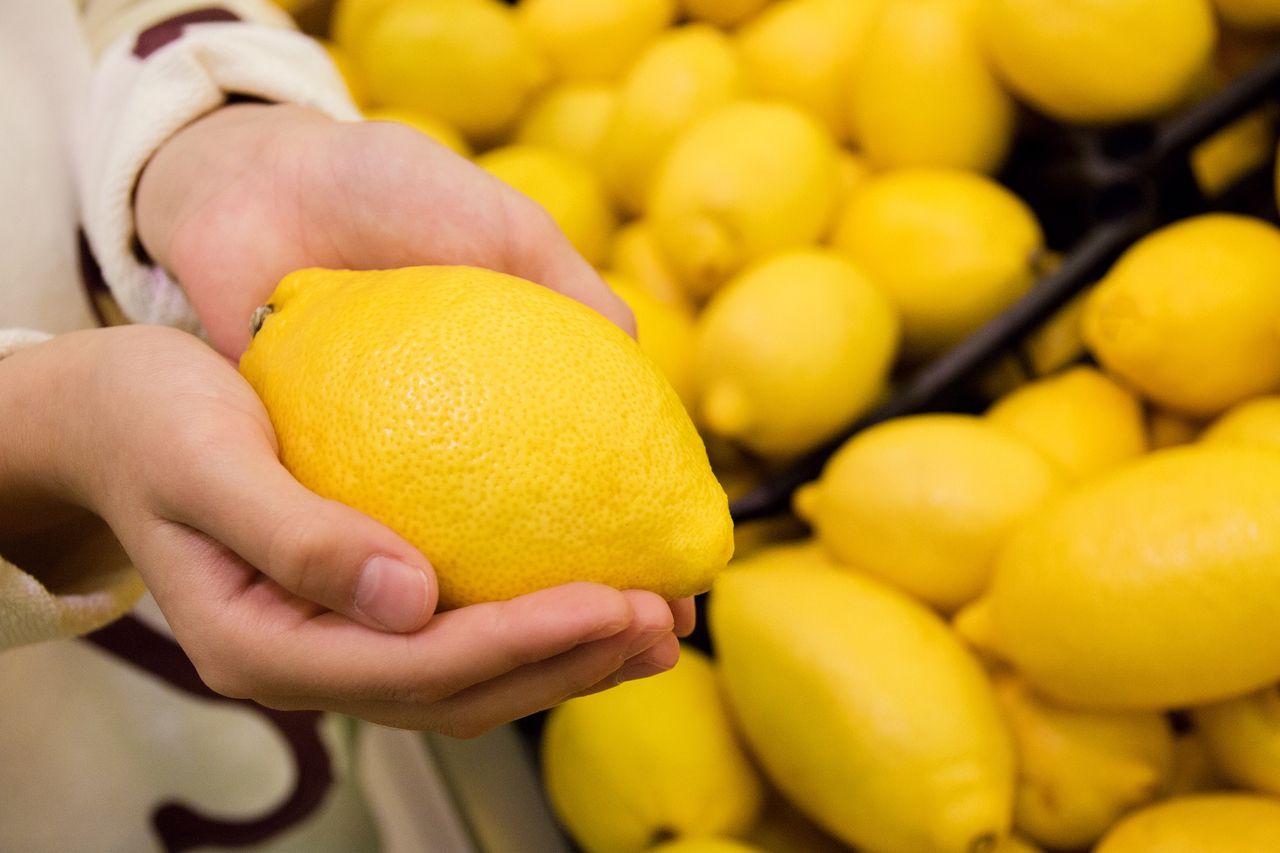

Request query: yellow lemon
[
  {"left": 542, "top": 646, "right": 764, "bottom": 853},
  {"left": 608, "top": 220, "right": 690, "bottom": 309},
  {"left": 603, "top": 272, "right": 698, "bottom": 408},
  {"left": 1192, "top": 106, "right": 1278, "bottom": 196},
  {"left": 361, "top": 106, "right": 472, "bottom": 157},
  {"left": 477, "top": 144, "right": 617, "bottom": 266},
  {"left": 986, "top": 367, "right": 1148, "bottom": 482},
  {"left": 515, "top": 83, "right": 618, "bottom": 164},
  {"left": 1201, "top": 395, "right": 1280, "bottom": 453},
  {"left": 1192, "top": 684, "right": 1280, "bottom": 795},
  {"left": 239, "top": 267, "right": 732, "bottom": 608},
  {"left": 832, "top": 168, "right": 1043, "bottom": 360},
  {"left": 681, "top": 0, "right": 771, "bottom": 28},
  {"left": 517, "top": 0, "right": 676, "bottom": 82},
  {"left": 1095, "top": 794, "right": 1280, "bottom": 853},
  {"left": 1082, "top": 214, "right": 1280, "bottom": 417},
  {"left": 991, "top": 675, "right": 1174, "bottom": 850},
  {"left": 355, "top": 0, "right": 546, "bottom": 144},
  {"left": 693, "top": 249, "right": 898, "bottom": 457},
  {"left": 795, "top": 415, "right": 1060, "bottom": 613},
  {"left": 1211, "top": 0, "right": 1280, "bottom": 31},
  {"left": 853, "top": 0, "right": 1014, "bottom": 173},
  {"left": 597, "top": 25, "right": 744, "bottom": 215},
  {"left": 736, "top": 0, "right": 880, "bottom": 142},
  {"left": 650, "top": 101, "right": 840, "bottom": 300},
  {"left": 957, "top": 445, "right": 1280, "bottom": 710},
  {"left": 711, "top": 566, "right": 1015, "bottom": 853},
  {"left": 982, "top": 0, "right": 1216, "bottom": 124}
]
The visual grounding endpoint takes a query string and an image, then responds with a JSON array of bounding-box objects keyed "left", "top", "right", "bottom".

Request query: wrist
[{"left": 0, "top": 331, "right": 107, "bottom": 533}]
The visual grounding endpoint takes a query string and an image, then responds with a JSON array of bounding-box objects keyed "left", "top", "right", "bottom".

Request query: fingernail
[
  {"left": 355, "top": 556, "right": 429, "bottom": 632},
  {"left": 624, "top": 629, "right": 666, "bottom": 658},
  {"left": 616, "top": 659, "right": 672, "bottom": 684}
]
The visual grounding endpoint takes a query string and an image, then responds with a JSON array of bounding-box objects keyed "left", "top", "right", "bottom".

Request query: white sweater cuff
[{"left": 78, "top": 12, "right": 360, "bottom": 332}]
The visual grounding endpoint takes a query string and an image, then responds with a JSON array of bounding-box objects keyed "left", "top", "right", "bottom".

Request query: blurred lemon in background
[
  {"left": 477, "top": 144, "right": 617, "bottom": 265},
  {"left": 693, "top": 249, "right": 898, "bottom": 457},
  {"left": 516, "top": 83, "right": 618, "bottom": 163},
  {"left": 518, "top": 0, "right": 676, "bottom": 82},
  {"left": 958, "top": 446, "right": 1280, "bottom": 710},
  {"left": 608, "top": 220, "right": 690, "bottom": 309},
  {"left": 1095, "top": 795, "right": 1280, "bottom": 853},
  {"left": 1083, "top": 215, "right": 1280, "bottom": 417},
  {"left": 832, "top": 168, "right": 1043, "bottom": 360},
  {"left": 983, "top": 0, "right": 1216, "bottom": 123},
  {"left": 1200, "top": 395, "right": 1280, "bottom": 453},
  {"left": 853, "top": 0, "right": 1014, "bottom": 173},
  {"left": 542, "top": 647, "right": 764, "bottom": 853},
  {"left": 712, "top": 566, "right": 1014, "bottom": 853},
  {"left": 604, "top": 272, "right": 698, "bottom": 408},
  {"left": 596, "top": 25, "right": 744, "bottom": 215},
  {"left": 795, "top": 415, "right": 1059, "bottom": 612},
  {"left": 354, "top": 0, "right": 547, "bottom": 144},
  {"left": 737, "top": 0, "right": 879, "bottom": 142},
  {"left": 990, "top": 674, "right": 1175, "bottom": 850},
  {"left": 986, "top": 367, "right": 1148, "bottom": 482},
  {"left": 650, "top": 101, "right": 840, "bottom": 300}
]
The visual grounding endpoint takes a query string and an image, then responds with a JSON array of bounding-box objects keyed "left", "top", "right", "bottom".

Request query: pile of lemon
[{"left": 277, "top": 0, "right": 1280, "bottom": 850}]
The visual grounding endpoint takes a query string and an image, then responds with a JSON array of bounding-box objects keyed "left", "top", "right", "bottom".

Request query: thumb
[{"left": 163, "top": 443, "right": 438, "bottom": 633}]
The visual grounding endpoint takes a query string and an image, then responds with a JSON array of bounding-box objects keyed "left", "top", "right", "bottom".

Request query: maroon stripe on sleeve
[{"left": 134, "top": 8, "right": 242, "bottom": 59}]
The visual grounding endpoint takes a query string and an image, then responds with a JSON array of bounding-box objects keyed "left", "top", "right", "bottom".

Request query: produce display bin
[{"left": 520, "top": 45, "right": 1280, "bottom": 850}]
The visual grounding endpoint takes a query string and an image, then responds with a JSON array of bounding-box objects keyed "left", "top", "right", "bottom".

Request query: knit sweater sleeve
[{"left": 75, "top": 0, "right": 358, "bottom": 331}]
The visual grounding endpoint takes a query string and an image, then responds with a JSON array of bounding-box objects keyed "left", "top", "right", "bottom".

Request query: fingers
[
  {"left": 569, "top": 634, "right": 683, "bottom": 701},
  {"left": 202, "top": 576, "right": 642, "bottom": 705},
  {"left": 140, "top": 517, "right": 686, "bottom": 736},
  {"left": 155, "top": 418, "right": 437, "bottom": 633},
  {"left": 669, "top": 597, "right": 697, "bottom": 638},
  {"left": 310, "top": 597, "right": 681, "bottom": 735}
]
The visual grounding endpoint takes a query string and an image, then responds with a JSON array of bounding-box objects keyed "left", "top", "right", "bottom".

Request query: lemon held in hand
[{"left": 239, "top": 266, "right": 732, "bottom": 609}]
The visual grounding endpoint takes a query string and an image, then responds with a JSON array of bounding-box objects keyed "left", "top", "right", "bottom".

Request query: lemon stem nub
[{"left": 250, "top": 304, "right": 275, "bottom": 338}]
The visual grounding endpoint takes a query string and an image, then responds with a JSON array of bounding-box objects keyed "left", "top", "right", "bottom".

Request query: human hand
[
  {"left": 6, "top": 326, "right": 690, "bottom": 734},
  {"left": 134, "top": 102, "right": 634, "bottom": 357}
]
